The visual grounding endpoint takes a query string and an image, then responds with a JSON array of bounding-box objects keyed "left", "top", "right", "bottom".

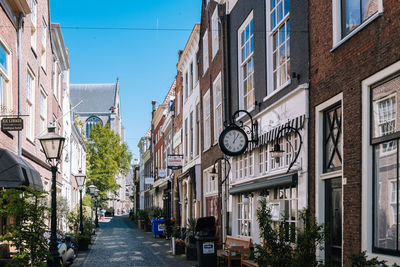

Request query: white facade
[
  {"left": 177, "top": 24, "right": 202, "bottom": 227},
  {"left": 230, "top": 85, "right": 309, "bottom": 244}
]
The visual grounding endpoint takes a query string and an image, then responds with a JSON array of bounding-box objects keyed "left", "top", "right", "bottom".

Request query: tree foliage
[
  {"left": 0, "top": 186, "right": 50, "bottom": 266},
  {"left": 86, "top": 124, "right": 132, "bottom": 195}
]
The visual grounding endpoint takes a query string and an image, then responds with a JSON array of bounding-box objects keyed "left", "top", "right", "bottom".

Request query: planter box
[
  {"left": 172, "top": 238, "right": 185, "bottom": 255},
  {"left": 185, "top": 246, "right": 197, "bottom": 260},
  {"left": 175, "top": 244, "right": 185, "bottom": 255},
  {"left": 138, "top": 220, "right": 144, "bottom": 230},
  {"left": 78, "top": 238, "right": 90, "bottom": 251},
  {"left": 145, "top": 223, "right": 152, "bottom": 232}
]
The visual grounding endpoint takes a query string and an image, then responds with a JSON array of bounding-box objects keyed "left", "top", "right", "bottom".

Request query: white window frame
[
  {"left": 237, "top": 11, "right": 255, "bottom": 110},
  {"left": 204, "top": 167, "right": 218, "bottom": 196},
  {"left": 26, "top": 69, "right": 35, "bottom": 141},
  {"left": 203, "top": 30, "right": 209, "bottom": 76},
  {"left": 39, "top": 88, "right": 47, "bottom": 133},
  {"left": 0, "top": 39, "right": 11, "bottom": 116},
  {"left": 332, "top": 0, "right": 383, "bottom": 50},
  {"left": 203, "top": 90, "right": 211, "bottom": 150},
  {"left": 237, "top": 195, "right": 252, "bottom": 237},
  {"left": 266, "top": 0, "right": 290, "bottom": 95},
  {"left": 213, "top": 73, "right": 223, "bottom": 144},
  {"left": 212, "top": 8, "right": 219, "bottom": 59},
  {"left": 177, "top": 91, "right": 181, "bottom": 115},
  {"left": 30, "top": 0, "right": 37, "bottom": 51},
  {"left": 362, "top": 62, "right": 400, "bottom": 264}
]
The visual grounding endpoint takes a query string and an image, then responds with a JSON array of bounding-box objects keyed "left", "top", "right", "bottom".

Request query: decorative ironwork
[
  {"left": 225, "top": 109, "right": 258, "bottom": 144},
  {"left": 271, "top": 125, "right": 303, "bottom": 173}
]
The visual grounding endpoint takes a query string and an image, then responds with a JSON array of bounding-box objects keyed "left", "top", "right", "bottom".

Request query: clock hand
[{"left": 233, "top": 133, "right": 239, "bottom": 144}]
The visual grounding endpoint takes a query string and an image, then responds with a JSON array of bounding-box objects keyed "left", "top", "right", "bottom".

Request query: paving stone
[{"left": 72, "top": 215, "right": 196, "bottom": 267}]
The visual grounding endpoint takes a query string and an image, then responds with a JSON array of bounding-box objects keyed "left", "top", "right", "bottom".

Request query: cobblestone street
[{"left": 73, "top": 215, "right": 196, "bottom": 267}]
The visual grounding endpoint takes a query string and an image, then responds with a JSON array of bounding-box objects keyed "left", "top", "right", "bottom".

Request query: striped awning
[{"left": 229, "top": 173, "right": 298, "bottom": 195}]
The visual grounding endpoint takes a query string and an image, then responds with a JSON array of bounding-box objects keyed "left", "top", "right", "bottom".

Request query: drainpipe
[{"left": 17, "top": 13, "right": 24, "bottom": 157}]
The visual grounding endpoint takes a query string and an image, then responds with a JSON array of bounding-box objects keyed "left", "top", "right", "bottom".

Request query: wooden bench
[{"left": 217, "top": 235, "right": 252, "bottom": 267}]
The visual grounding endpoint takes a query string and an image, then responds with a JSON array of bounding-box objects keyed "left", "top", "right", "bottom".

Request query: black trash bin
[{"left": 195, "top": 216, "right": 218, "bottom": 267}]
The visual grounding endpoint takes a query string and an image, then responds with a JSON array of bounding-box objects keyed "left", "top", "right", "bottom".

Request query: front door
[{"left": 325, "top": 178, "right": 342, "bottom": 266}]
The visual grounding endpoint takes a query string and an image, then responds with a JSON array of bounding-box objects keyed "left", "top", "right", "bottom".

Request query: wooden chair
[{"left": 217, "top": 236, "right": 252, "bottom": 267}]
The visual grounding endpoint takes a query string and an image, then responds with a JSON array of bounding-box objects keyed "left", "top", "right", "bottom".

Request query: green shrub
[
  {"left": 0, "top": 186, "right": 50, "bottom": 267},
  {"left": 349, "top": 251, "right": 388, "bottom": 267}
]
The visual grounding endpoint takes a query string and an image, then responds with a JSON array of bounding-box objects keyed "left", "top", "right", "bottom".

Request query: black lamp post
[
  {"left": 210, "top": 157, "right": 232, "bottom": 240},
  {"left": 88, "top": 184, "right": 96, "bottom": 224},
  {"left": 75, "top": 169, "right": 86, "bottom": 235},
  {"left": 270, "top": 125, "right": 303, "bottom": 173},
  {"left": 39, "top": 125, "right": 65, "bottom": 267},
  {"left": 94, "top": 189, "right": 100, "bottom": 228}
]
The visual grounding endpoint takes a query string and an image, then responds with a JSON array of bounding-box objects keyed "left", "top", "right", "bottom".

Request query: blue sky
[{"left": 50, "top": 0, "right": 201, "bottom": 159}]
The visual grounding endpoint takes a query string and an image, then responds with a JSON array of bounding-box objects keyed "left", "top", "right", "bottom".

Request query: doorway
[{"left": 325, "top": 178, "right": 342, "bottom": 266}]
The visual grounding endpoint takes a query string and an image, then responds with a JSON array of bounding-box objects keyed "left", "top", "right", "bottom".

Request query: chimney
[{"left": 152, "top": 100, "right": 156, "bottom": 119}]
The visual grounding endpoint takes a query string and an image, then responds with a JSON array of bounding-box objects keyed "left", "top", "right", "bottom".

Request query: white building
[{"left": 177, "top": 24, "right": 202, "bottom": 227}]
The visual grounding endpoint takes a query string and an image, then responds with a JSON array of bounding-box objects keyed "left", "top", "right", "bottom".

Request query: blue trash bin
[{"left": 152, "top": 218, "right": 167, "bottom": 237}]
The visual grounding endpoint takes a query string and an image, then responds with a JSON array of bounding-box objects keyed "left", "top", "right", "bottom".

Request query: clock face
[{"left": 219, "top": 126, "right": 248, "bottom": 156}]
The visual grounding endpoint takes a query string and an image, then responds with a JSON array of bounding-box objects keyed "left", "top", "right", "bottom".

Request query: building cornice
[{"left": 177, "top": 24, "right": 200, "bottom": 72}]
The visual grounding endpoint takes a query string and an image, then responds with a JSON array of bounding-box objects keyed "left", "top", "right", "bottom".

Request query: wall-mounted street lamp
[
  {"left": 270, "top": 125, "right": 303, "bottom": 173},
  {"left": 210, "top": 157, "right": 232, "bottom": 239},
  {"left": 75, "top": 169, "right": 86, "bottom": 235},
  {"left": 38, "top": 125, "right": 65, "bottom": 267}
]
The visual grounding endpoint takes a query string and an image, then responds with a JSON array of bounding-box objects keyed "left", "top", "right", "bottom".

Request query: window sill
[
  {"left": 26, "top": 137, "right": 35, "bottom": 146},
  {"left": 263, "top": 80, "right": 291, "bottom": 102},
  {"left": 31, "top": 47, "right": 37, "bottom": 58},
  {"left": 331, "top": 12, "right": 382, "bottom": 52},
  {"left": 319, "top": 169, "right": 343, "bottom": 180},
  {"left": 203, "top": 146, "right": 212, "bottom": 153},
  {"left": 1, "top": 130, "right": 14, "bottom": 139}
]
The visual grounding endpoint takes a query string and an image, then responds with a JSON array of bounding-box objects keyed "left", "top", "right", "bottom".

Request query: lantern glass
[
  {"left": 75, "top": 170, "right": 86, "bottom": 189},
  {"left": 270, "top": 143, "right": 284, "bottom": 159},
  {"left": 39, "top": 126, "right": 65, "bottom": 160},
  {"left": 88, "top": 184, "right": 96, "bottom": 195}
]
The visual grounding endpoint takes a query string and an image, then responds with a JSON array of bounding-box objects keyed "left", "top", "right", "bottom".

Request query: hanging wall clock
[{"left": 218, "top": 125, "right": 249, "bottom": 156}]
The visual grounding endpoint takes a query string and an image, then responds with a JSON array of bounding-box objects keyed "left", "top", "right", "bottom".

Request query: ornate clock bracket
[{"left": 225, "top": 109, "right": 259, "bottom": 145}]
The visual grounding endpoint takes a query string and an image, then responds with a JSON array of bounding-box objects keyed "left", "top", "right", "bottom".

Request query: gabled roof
[{"left": 70, "top": 83, "right": 117, "bottom": 113}]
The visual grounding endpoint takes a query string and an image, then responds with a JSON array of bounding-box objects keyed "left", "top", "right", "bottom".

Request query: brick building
[
  {"left": 199, "top": 0, "right": 226, "bottom": 241},
  {"left": 309, "top": 0, "right": 400, "bottom": 265},
  {"left": 172, "top": 70, "right": 183, "bottom": 223}
]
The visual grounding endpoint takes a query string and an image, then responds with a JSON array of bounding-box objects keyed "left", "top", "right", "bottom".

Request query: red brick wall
[
  {"left": 0, "top": 6, "right": 18, "bottom": 153},
  {"left": 173, "top": 71, "right": 183, "bottom": 222},
  {"left": 20, "top": 0, "right": 62, "bottom": 189},
  {"left": 199, "top": 1, "right": 226, "bottom": 241},
  {"left": 309, "top": 0, "right": 400, "bottom": 264}
]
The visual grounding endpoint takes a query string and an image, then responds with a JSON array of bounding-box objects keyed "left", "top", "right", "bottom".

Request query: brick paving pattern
[{"left": 72, "top": 215, "right": 196, "bottom": 267}]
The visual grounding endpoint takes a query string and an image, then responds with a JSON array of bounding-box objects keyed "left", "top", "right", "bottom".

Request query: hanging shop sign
[
  {"left": 167, "top": 154, "right": 183, "bottom": 170},
  {"left": 1, "top": 118, "right": 23, "bottom": 131}
]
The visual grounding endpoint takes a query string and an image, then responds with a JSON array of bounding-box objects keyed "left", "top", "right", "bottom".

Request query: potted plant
[
  {"left": 171, "top": 226, "right": 181, "bottom": 255},
  {"left": 185, "top": 218, "right": 197, "bottom": 260},
  {"left": 135, "top": 209, "right": 146, "bottom": 230}
]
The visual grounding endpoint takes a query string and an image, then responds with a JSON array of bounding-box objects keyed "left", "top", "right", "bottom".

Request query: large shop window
[
  {"left": 372, "top": 74, "right": 400, "bottom": 255},
  {"left": 266, "top": 186, "right": 298, "bottom": 242},
  {"left": 238, "top": 195, "right": 253, "bottom": 237}
]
